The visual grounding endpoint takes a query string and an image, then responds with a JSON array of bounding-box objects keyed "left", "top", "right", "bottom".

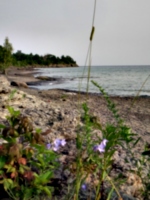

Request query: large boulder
[{"left": 10, "top": 81, "right": 28, "bottom": 88}]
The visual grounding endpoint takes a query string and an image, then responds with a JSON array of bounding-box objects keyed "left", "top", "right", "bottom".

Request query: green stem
[{"left": 106, "top": 175, "right": 122, "bottom": 200}]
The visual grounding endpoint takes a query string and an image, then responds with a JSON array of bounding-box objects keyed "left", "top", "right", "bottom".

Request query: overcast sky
[{"left": 0, "top": 0, "right": 150, "bottom": 66}]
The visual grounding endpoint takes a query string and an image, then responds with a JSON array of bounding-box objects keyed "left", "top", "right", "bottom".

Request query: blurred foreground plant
[
  {"left": 68, "top": 81, "right": 140, "bottom": 200},
  {"left": 0, "top": 106, "right": 59, "bottom": 200}
]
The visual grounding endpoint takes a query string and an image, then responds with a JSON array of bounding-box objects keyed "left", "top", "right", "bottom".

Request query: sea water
[{"left": 32, "top": 65, "right": 150, "bottom": 97}]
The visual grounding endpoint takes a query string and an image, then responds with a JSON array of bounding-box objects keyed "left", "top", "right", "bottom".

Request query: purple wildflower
[
  {"left": 102, "top": 139, "right": 108, "bottom": 146},
  {"left": 46, "top": 143, "right": 51, "bottom": 150},
  {"left": 60, "top": 139, "right": 66, "bottom": 146},
  {"left": 94, "top": 139, "right": 108, "bottom": 153},
  {"left": 53, "top": 139, "right": 66, "bottom": 151},
  {"left": 81, "top": 184, "right": 87, "bottom": 190}
]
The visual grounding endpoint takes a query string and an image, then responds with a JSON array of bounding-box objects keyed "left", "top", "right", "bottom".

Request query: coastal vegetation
[{"left": 0, "top": 37, "right": 77, "bottom": 72}]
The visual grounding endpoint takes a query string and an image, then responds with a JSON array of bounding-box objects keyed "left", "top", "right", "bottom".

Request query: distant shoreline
[
  {"left": 5, "top": 66, "right": 150, "bottom": 98},
  {"left": 5, "top": 67, "right": 150, "bottom": 99}
]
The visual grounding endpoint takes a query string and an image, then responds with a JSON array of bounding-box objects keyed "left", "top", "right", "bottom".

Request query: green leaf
[
  {"left": 34, "top": 171, "right": 53, "bottom": 185},
  {"left": 22, "top": 187, "right": 33, "bottom": 199},
  {"left": 6, "top": 166, "right": 16, "bottom": 173},
  {"left": 33, "top": 144, "right": 45, "bottom": 152},
  {"left": 106, "top": 187, "right": 114, "bottom": 200},
  {"left": 102, "top": 171, "right": 107, "bottom": 180},
  {"left": 0, "top": 124, "right": 6, "bottom": 129},
  {"left": 37, "top": 156, "right": 45, "bottom": 167},
  {"left": 19, "top": 166, "right": 25, "bottom": 174},
  {"left": 7, "top": 106, "right": 15, "bottom": 115},
  {"left": 36, "top": 128, "right": 42, "bottom": 134},
  {"left": 3, "top": 178, "right": 14, "bottom": 190},
  {"left": 0, "top": 170, "right": 4, "bottom": 175},
  {"left": 6, "top": 106, "right": 20, "bottom": 117},
  {"left": 8, "top": 89, "right": 17, "bottom": 100},
  {"left": 0, "top": 156, "right": 6, "bottom": 169},
  {"left": 43, "top": 186, "right": 51, "bottom": 196},
  {"left": 132, "top": 137, "right": 140, "bottom": 147}
]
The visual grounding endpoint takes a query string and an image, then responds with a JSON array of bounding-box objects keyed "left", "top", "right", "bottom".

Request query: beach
[
  {"left": 5, "top": 67, "right": 150, "bottom": 139},
  {"left": 0, "top": 68, "right": 150, "bottom": 199}
]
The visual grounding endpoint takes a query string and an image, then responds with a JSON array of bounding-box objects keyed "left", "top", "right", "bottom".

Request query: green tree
[
  {"left": 60, "top": 55, "right": 76, "bottom": 65},
  {"left": 0, "top": 45, "right": 4, "bottom": 63},
  {"left": 3, "top": 37, "right": 13, "bottom": 72}
]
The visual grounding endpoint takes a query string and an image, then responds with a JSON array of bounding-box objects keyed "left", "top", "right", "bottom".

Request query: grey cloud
[{"left": 0, "top": 0, "right": 150, "bottom": 65}]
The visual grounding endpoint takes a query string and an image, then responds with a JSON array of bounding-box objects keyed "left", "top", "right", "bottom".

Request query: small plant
[
  {"left": 0, "top": 106, "right": 60, "bottom": 200},
  {"left": 66, "top": 81, "right": 140, "bottom": 200},
  {"left": 8, "top": 89, "right": 17, "bottom": 101},
  {"left": 22, "top": 93, "right": 26, "bottom": 98},
  {"left": 61, "top": 94, "right": 68, "bottom": 101},
  {"left": 135, "top": 144, "right": 150, "bottom": 199}
]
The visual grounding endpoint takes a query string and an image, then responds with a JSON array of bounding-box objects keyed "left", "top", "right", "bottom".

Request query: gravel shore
[{"left": 0, "top": 69, "right": 150, "bottom": 199}]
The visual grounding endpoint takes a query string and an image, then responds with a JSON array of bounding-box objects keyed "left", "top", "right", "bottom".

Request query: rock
[
  {"left": 10, "top": 81, "right": 28, "bottom": 88},
  {"left": 0, "top": 87, "right": 11, "bottom": 94},
  {"left": 120, "top": 194, "right": 137, "bottom": 200},
  {"left": 120, "top": 172, "right": 144, "bottom": 198},
  {"left": 109, "top": 191, "right": 137, "bottom": 200},
  {"left": 36, "top": 76, "right": 57, "bottom": 81},
  {"left": 63, "top": 169, "right": 71, "bottom": 177}
]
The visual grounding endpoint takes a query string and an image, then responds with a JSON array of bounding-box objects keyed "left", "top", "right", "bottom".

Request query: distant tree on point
[{"left": 2, "top": 37, "right": 13, "bottom": 73}]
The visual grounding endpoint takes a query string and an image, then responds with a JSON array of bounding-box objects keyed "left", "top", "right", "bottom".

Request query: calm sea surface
[{"left": 32, "top": 65, "right": 150, "bottom": 97}]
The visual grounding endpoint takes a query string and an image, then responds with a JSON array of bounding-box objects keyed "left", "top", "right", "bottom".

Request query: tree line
[{"left": 0, "top": 37, "right": 77, "bottom": 71}]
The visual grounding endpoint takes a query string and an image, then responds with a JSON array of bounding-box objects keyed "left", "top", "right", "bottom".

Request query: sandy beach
[{"left": 0, "top": 68, "right": 150, "bottom": 199}]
